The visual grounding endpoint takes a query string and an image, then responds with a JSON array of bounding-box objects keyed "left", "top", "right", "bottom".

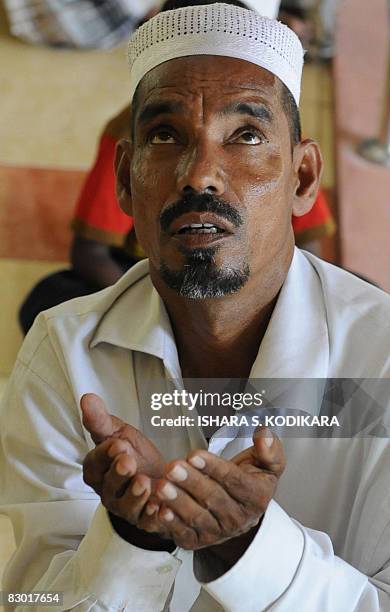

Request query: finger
[
  {"left": 230, "top": 428, "right": 285, "bottom": 478},
  {"left": 164, "top": 461, "right": 261, "bottom": 535},
  {"left": 104, "top": 452, "right": 137, "bottom": 495},
  {"left": 83, "top": 437, "right": 134, "bottom": 493},
  {"left": 158, "top": 505, "right": 203, "bottom": 550},
  {"left": 137, "top": 502, "right": 170, "bottom": 539},
  {"left": 110, "top": 474, "right": 152, "bottom": 524},
  {"left": 251, "top": 428, "right": 286, "bottom": 477},
  {"left": 109, "top": 423, "right": 164, "bottom": 478},
  {"left": 187, "top": 450, "right": 276, "bottom": 511},
  {"left": 80, "top": 393, "right": 123, "bottom": 444},
  {"left": 155, "top": 467, "right": 225, "bottom": 535},
  {"left": 164, "top": 460, "right": 229, "bottom": 510}
]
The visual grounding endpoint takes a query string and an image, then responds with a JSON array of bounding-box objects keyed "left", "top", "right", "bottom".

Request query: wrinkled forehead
[{"left": 135, "top": 55, "right": 281, "bottom": 108}]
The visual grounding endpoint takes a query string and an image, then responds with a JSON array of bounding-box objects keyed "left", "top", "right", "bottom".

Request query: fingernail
[
  {"left": 159, "top": 482, "right": 177, "bottom": 500},
  {"left": 189, "top": 455, "right": 206, "bottom": 469},
  {"left": 109, "top": 442, "right": 127, "bottom": 459},
  {"left": 131, "top": 481, "right": 145, "bottom": 496},
  {"left": 168, "top": 465, "right": 188, "bottom": 482},
  {"left": 162, "top": 509, "right": 175, "bottom": 522},
  {"left": 255, "top": 427, "right": 274, "bottom": 448},
  {"left": 116, "top": 461, "right": 129, "bottom": 476},
  {"left": 84, "top": 394, "right": 106, "bottom": 417},
  {"left": 264, "top": 433, "right": 274, "bottom": 448},
  {"left": 145, "top": 503, "right": 159, "bottom": 516}
]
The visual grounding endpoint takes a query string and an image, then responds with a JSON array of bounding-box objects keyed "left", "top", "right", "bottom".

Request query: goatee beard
[{"left": 160, "top": 247, "right": 250, "bottom": 299}]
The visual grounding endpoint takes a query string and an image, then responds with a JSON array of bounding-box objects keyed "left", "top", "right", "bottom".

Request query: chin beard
[{"left": 160, "top": 248, "right": 250, "bottom": 299}]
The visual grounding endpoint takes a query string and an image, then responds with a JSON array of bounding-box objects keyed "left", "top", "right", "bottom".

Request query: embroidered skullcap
[{"left": 127, "top": 3, "right": 304, "bottom": 105}]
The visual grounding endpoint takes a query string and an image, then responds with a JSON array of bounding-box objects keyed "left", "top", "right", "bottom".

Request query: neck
[{"left": 150, "top": 248, "right": 293, "bottom": 379}]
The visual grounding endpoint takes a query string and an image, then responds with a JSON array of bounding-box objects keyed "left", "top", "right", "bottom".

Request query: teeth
[
  {"left": 177, "top": 223, "right": 224, "bottom": 235},
  {"left": 188, "top": 227, "right": 218, "bottom": 234}
]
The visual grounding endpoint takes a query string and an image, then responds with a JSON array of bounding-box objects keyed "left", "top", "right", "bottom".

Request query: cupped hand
[
  {"left": 81, "top": 393, "right": 173, "bottom": 538},
  {"left": 80, "top": 393, "right": 165, "bottom": 478},
  {"left": 150, "top": 428, "right": 285, "bottom": 551}
]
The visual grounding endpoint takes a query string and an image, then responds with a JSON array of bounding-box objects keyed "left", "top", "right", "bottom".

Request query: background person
[{"left": 3, "top": 0, "right": 157, "bottom": 48}]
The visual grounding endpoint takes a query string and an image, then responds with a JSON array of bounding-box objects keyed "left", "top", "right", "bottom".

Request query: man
[
  {"left": 1, "top": 3, "right": 389, "bottom": 611},
  {"left": 18, "top": 0, "right": 335, "bottom": 335}
]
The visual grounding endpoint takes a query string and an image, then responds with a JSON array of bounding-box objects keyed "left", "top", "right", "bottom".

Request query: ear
[
  {"left": 115, "top": 138, "right": 133, "bottom": 216},
  {"left": 291, "top": 139, "right": 323, "bottom": 217}
]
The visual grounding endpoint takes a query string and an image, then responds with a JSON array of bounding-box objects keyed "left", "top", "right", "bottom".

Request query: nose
[{"left": 176, "top": 141, "right": 225, "bottom": 196}]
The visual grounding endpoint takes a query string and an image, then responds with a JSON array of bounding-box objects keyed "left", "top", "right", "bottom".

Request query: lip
[{"left": 168, "top": 212, "right": 235, "bottom": 236}]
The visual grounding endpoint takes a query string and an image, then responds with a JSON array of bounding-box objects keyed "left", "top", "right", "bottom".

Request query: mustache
[{"left": 160, "top": 193, "right": 243, "bottom": 233}]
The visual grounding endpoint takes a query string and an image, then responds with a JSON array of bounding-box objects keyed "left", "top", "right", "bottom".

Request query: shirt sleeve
[
  {"left": 292, "top": 188, "right": 336, "bottom": 246},
  {"left": 71, "top": 133, "right": 134, "bottom": 247},
  {"left": 196, "top": 500, "right": 389, "bottom": 611},
  {"left": 0, "top": 339, "right": 180, "bottom": 611}
]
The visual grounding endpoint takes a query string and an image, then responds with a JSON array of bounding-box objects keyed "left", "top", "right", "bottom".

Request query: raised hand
[
  {"left": 80, "top": 393, "right": 165, "bottom": 477},
  {"left": 149, "top": 428, "right": 285, "bottom": 554},
  {"left": 81, "top": 395, "right": 285, "bottom": 557},
  {"left": 81, "top": 393, "right": 171, "bottom": 539}
]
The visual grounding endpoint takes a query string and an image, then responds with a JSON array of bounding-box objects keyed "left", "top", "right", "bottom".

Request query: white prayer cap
[{"left": 127, "top": 3, "right": 304, "bottom": 105}]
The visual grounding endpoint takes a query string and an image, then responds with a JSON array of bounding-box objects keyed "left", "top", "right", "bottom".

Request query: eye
[
  {"left": 150, "top": 130, "right": 177, "bottom": 144},
  {"left": 232, "top": 129, "right": 267, "bottom": 145}
]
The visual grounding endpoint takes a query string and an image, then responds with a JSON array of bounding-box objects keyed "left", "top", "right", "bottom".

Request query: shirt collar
[
  {"left": 90, "top": 248, "right": 329, "bottom": 382},
  {"left": 90, "top": 259, "right": 180, "bottom": 375},
  {"left": 250, "top": 248, "right": 330, "bottom": 379}
]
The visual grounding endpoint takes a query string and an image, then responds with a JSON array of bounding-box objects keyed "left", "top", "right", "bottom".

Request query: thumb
[
  {"left": 253, "top": 426, "right": 274, "bottom": 454},
  {"left": 80, "top": 393, "right": 117, "bottom": 445},
  {"left": 251, "top": 427, "right": 285, "bottom": 477}
]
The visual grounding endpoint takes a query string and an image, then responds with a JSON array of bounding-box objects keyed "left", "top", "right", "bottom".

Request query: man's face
[{"left": 127, "top": 55, "right": 298, "bottom": 299}]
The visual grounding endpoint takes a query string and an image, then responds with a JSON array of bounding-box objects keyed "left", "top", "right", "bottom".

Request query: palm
[
  {"left": 80, "top": 393, "right": 164, "bottom": 478},
  {"left": 112, "top": 423, "right": 164, "bottom": 478}
]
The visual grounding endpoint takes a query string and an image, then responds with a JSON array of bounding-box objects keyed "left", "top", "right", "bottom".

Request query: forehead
[{"left": 135, "top": 55, "right": 281, "bottom": 109}]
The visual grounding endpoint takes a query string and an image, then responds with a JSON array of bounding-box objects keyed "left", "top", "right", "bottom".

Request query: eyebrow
[
  {"left": 137, "top": 99, "right": 274, "bottom": 127},
  {"left": 219, "top": 102, "right": 274, "bottom": 124},
  {"left": 138, "top": 101, "right": 183, "bottom": 125}
]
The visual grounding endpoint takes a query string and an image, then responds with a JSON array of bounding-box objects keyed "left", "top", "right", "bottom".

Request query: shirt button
[{"left": 158, "top": 563, "right": 173, "bottom": 574}]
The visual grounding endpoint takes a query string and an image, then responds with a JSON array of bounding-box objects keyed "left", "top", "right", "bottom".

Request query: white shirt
[{"left": 1, "top": 249, "right": 390, "bottom": 611}]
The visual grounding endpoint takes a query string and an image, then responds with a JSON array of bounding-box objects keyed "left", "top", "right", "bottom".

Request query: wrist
[
  {"left": 108, "top": 511, "right": 176, "bottom": 553},
  {"left": 198, "top": 518, "right": 262, "bottom": 577}
]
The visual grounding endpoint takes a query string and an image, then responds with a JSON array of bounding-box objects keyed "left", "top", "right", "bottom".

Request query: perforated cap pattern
[{"left": 127, "top": 3, "right": 304, "bottom": 104}]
